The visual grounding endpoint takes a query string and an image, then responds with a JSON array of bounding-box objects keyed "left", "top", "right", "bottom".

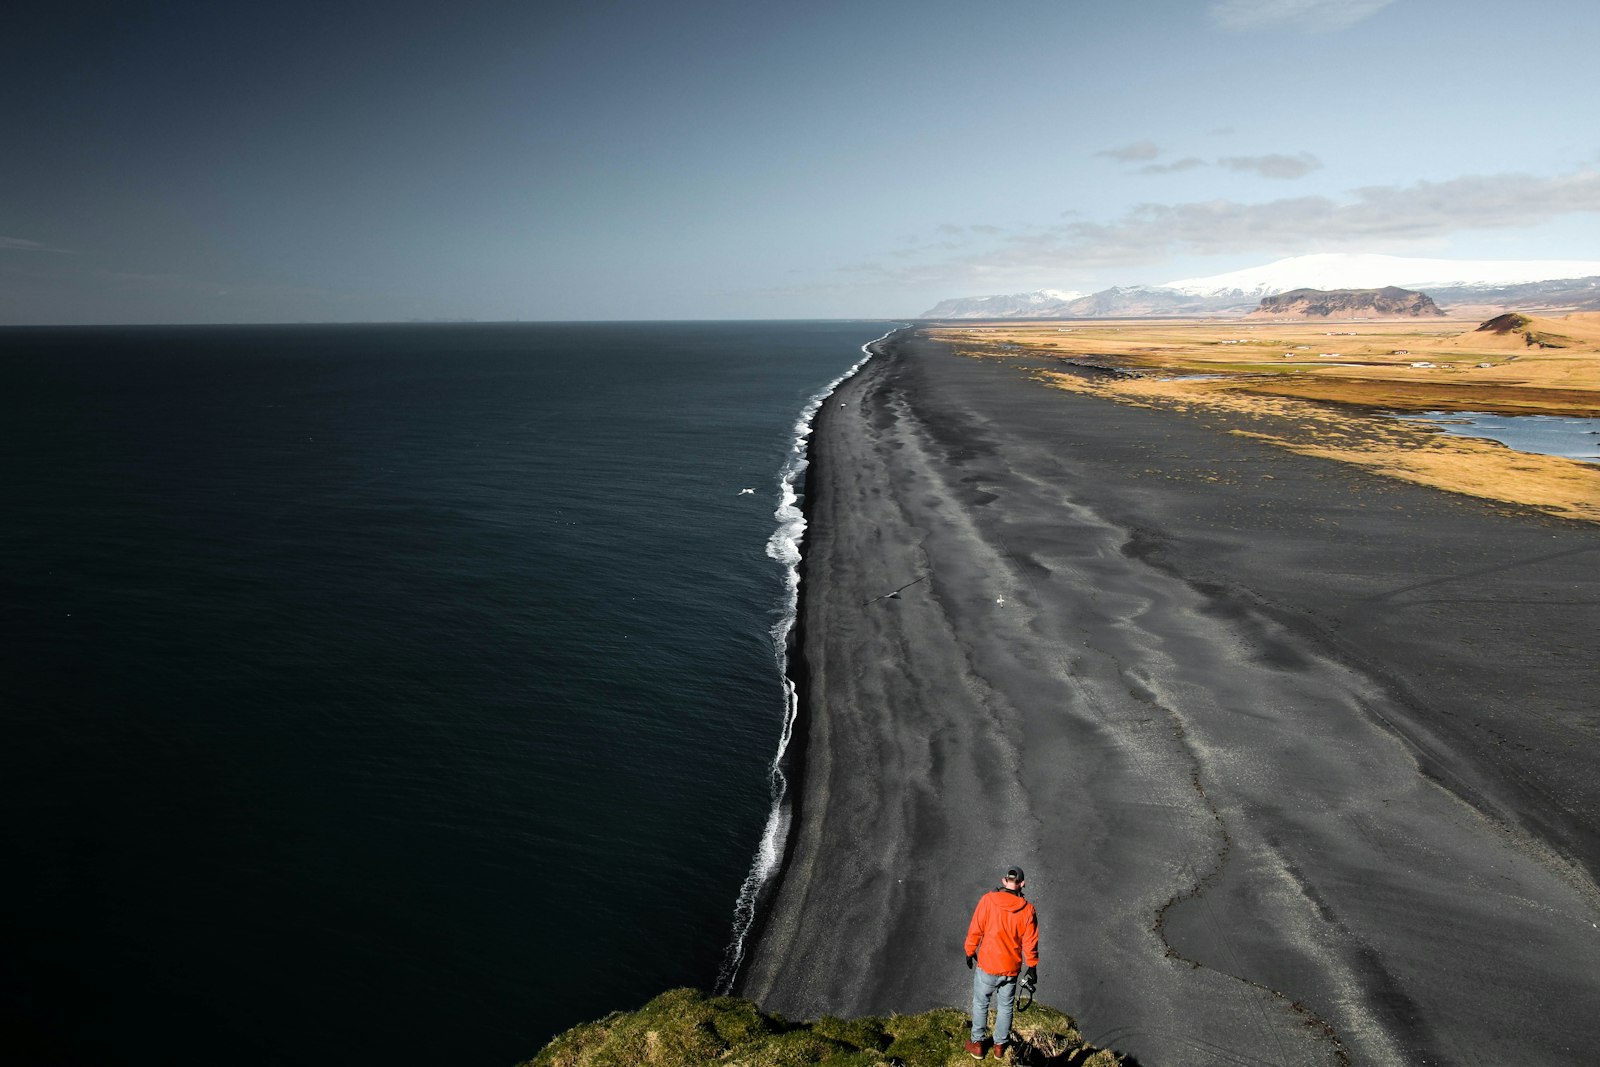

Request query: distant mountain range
[
  {"left": 915, "top": 288, "right": 1088, "bottom": 318},
  {"left": 922, "top": 285, "right": 1224, "bottom": 319},
  {"left": 920, "top": 253, "right": 1600, "bottom": 318}
]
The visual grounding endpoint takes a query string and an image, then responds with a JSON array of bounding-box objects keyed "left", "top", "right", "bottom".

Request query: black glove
[
  {"left": 966, "top": 954, "right": 976, "bottom": 970},
  {"left": 1023, "top": 965, "right": 1037, "bottom": 985}
]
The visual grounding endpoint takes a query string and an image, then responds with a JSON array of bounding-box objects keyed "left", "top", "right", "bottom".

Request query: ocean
[{"left": 0, "top": 320, "right": 890, "bottom": 1066}]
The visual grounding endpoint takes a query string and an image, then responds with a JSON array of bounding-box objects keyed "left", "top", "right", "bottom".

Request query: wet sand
[{"left": 737, "top": 330, "right": 1600, "bottom": 1066}]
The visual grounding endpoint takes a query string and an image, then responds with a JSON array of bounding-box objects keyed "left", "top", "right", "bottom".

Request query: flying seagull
[
  {"left": 864, "top": 575, "right": 927, "bottom": 607},
  {"left": 737, "top": 488, "right": 755, "bottom": 495}
]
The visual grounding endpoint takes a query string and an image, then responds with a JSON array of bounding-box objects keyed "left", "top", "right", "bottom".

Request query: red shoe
[
  {"left": 990, "top": 1042, "right": 1009, "bottom": 1060},
  {"left": 965, "top": 1038, "right": 987, "bottom": 1058}
]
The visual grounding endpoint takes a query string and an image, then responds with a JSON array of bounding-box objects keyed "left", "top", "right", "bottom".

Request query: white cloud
[
  {"left": 1218, "top": 153, "right": 1323, "bottom": 179},
  {"left": 1209, "top": 0, "right": 1399, "bottom": 32}
]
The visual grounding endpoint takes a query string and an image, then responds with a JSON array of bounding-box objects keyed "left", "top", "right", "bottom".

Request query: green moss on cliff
[{"left": 522, "top": 988, "right": 1125, "bottom": 1067}]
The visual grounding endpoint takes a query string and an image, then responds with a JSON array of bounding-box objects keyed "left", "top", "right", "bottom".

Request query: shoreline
[
  {"left": 721, "top": 388, "right": 827, "bottom": 996},
  {"left": 720, "top": 327, "right": 903, "bottom": 992},
  {"left": 738, "top": 328, "right": 1600, "bottom": 1066}
]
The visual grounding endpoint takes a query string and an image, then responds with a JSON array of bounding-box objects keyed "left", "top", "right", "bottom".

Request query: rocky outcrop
[
  {"left": 1248, "top": 286, "right": 1445, "bottom": 319},
  {"left": 522, "top": 988, "right": 1126, "bottom": 1066}
]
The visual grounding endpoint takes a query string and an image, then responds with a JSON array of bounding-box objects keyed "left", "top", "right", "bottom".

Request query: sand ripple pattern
[{"left": 739, "top": 334, "right": 1600, "bottom": 1067}]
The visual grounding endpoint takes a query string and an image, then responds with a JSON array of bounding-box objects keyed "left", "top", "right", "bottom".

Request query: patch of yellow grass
[
  {"left": 1032, "top": 370, "right": 1600, "bottom": 523},
  {"left": 935, "top": 316, "right": 1600, "bottom": 521},
  {"left": 932, "top": 314, "right": 1600, "bottom": 414}
]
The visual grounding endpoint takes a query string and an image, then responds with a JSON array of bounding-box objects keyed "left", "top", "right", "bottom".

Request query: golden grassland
[{"left": 930, "top": 314, "right": 1600, "bottom": 523}]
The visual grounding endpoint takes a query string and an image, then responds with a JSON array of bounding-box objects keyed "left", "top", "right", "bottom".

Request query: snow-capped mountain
[
  {"left": 921, "top": 288, "right": 1088, "bottom": 319},
  {"left": 919, "top": 253, "right": 1600, "bottom": 319},
  {"left": 1055, "top": 286, "right": 1227, "bottom": 317},
  {"left": 921, "top": 285, "right": 1241, "bottom": 319},
  {"left": 1163, "top": 253, "right": 1600, "bottom": 298}
]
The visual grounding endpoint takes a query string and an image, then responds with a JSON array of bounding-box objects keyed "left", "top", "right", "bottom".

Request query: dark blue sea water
[{"left": 0, "top": 321, "right": 889, "bottom": 1066}]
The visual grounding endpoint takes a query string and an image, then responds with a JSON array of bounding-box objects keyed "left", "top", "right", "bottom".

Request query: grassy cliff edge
[{"left": 522, "top": 988, "right": 1125, "bottom": 1067}]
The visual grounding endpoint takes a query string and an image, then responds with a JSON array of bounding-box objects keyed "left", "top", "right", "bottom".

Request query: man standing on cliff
[{"left": 964, "top": 865, "right": 1039, "bottom": 1060}]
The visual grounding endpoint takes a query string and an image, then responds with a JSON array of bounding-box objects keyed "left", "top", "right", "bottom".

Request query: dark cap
[{"left": 1005, "top": 866, "right": 1025, "bottom": 881}]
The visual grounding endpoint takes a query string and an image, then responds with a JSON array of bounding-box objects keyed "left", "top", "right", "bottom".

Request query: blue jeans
[{"left": 970, "top": 965, "right": 1018, "bottom": 1045}]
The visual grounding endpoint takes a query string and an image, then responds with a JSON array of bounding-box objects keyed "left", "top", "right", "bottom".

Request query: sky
[{"left": 3, "top": 0, "right": 1598, "bottom": 323}]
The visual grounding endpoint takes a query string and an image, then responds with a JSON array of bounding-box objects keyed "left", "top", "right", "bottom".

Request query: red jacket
[{"left": 964, "top": 888, "right": 1039, "bottom": 977}]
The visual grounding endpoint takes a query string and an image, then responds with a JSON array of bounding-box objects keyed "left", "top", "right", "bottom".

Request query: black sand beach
[{"left": 738, "top": 330, "right": 1600, "bottom": 1066}]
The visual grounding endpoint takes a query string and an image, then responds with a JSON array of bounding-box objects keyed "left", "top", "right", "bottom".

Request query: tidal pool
[{"left": 1394, "top": 412, "right": 1600, "bottom": 464}]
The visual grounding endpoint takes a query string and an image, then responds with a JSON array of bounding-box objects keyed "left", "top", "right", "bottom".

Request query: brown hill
[
  {"left": 1445, "top": 311, "right": 1600, "bottom": 351},
  {"left": 1248, "top": 286, "right": 1445, "bottom": 319}
]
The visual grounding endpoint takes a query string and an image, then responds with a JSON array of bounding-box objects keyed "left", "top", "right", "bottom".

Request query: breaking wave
[{"left": 715, "top": 326, "right": 900, "bottom": 992}]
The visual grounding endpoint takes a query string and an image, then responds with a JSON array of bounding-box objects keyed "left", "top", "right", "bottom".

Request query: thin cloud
[
  {"left": 1095, "top": 140, "right": 1160, "bottom": 163},
  {"left": 1139, "top": 157, "right": 1208, "bottom": 176},
  {"left": 1, "top": 235, "right": 73, "bottom": 254},
  {"left": 1209, "top": 0, "right": 1399, "bottom": 32},
  {"left": 927, "top": 223, "right": 1006, "bottom": 244},
  {"left": 1045, "top": 170, "right": 1600, "bottom": 264},
  {"left": 845, "top": 169, "right": 1600, "bottom": 285},
  {"left": 1218, "top": 152, "right": 1323, "bottom": 179}
]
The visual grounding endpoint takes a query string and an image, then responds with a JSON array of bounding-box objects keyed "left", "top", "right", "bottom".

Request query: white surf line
[{"left": 715, "top": 324, "right": 907, "bottom": 994}]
